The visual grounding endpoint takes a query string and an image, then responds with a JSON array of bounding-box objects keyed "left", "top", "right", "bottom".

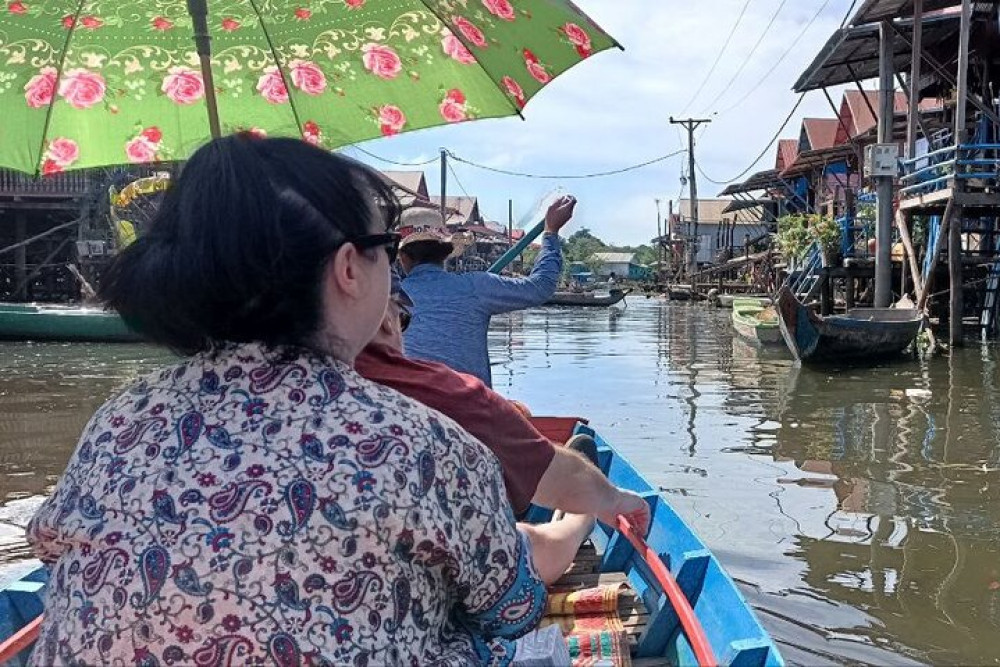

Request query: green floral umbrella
[{"left": 0, "top": 0, "right": 619, "bottom": 175}]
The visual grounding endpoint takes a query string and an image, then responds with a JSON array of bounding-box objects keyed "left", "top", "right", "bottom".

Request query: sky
[{"left": 343, "top": 0, "right": 860, "bottom": 247}]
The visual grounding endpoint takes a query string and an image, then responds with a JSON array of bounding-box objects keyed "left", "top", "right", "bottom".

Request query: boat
[
  {"left": 774, "top": 285, "right": 922, "bottom": 363},
  {"left": 546, "top": 288, "right": 631, "bottom": 307},
  {"left": 713, "top": 294, "right": 771, "bottom": 309},
  {"left": 731, "top": 299, "right": 783, "bottom": 346},
  {"left": 0, "top": 418, "right": 783, "bottom": 667},
  {"left": 0, "top": 303, "right": 141, "bottom": 343}
]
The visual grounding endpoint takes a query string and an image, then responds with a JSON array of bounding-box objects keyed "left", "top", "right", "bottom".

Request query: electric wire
[
  {"left": 677, "top": 0, "right": 755, "bottom": 115},
  {"left": 446, "top": 149, "right": 687, "bottom": 179}
]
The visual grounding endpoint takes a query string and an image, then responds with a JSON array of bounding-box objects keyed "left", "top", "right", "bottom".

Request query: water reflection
[{"left": 1, "top": 302, "right": 999, "bottom": 663}]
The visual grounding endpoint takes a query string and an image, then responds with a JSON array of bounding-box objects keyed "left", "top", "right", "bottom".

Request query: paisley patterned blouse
[{"left": 27, "top": 342, "right": 546, "bottom": 666}]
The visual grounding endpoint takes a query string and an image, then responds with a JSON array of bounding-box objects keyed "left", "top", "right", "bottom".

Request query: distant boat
[
  {"left": 0, "top": 303, "right": 141, "bottom": 343},
  {"left": 546, "top": 288, "right": 631, "bottom": 307},
  {"left": 713, "top": 294, "right": 771, "bottom": 309},
  {"left": 731, "top": 299, "right": 783, "bottom": 346},
  {"left": 774, "top": 286, "right": 922, "bottom": 363}
]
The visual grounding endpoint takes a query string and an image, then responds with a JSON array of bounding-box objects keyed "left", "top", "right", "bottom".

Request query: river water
[{"left": 1, "top": 298, "right": 999, "bottom": 665}]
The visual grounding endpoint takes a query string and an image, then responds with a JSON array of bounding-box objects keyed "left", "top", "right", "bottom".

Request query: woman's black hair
[
  {"left": 99, "top": 135, "right": 400, "bottom": 355},
  {"left": 400, "top": 240, "right": 454, "bottom": 266}
]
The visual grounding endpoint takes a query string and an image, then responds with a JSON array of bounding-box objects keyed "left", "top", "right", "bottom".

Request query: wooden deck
[
  {"left": 899, "top": 187, "right": 1000, "bottom": 212},
  {"left": 552, "top": 542, "right": 671, "bottom": 667}
]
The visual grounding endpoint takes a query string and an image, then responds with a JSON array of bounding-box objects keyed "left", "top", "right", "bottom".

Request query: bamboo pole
[
  {"left": 895, "top": 209, "right": 924, "bottom": 297},
  {"left": 917, "top": 198, "right": 954, "bottom": 312},
  {"left": 906, "top": 0, "right": 924, "bottom": 159}
]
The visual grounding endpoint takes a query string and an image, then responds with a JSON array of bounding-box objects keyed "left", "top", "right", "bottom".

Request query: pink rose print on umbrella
[
  {"left": 221, "top": 17, "right": 239, "bottom": 31},
  {"left": 8, "top": 2, "right": 27, "bottom": 15},
  {"left": 439, "top": 89, "right": 468, "bottom": 123},
  {"left": 24, "top": 67, "right": 56, "bottom": 108},
  {"left": 302, "top": 120, "right": 321, "bottom": 145},
  {"left": 61, "top": 14, "right": 74, "bottom": 28},
  {"left": 125, "top": 128, "right": 162, "bottom": 164},
  {"left": 257, "top": 67, "right": 289, "bottom": 104},
  {"left": 377, "top": 105, "right": 406, "bottom": 136},
  {"left": 442, "top": 34, "right": 475, "bottom": 65},
  {"left": 560, "top": 22, "right": 592, "bottom": 58},
  {"left": 294, "top": 7, "right": 311, "bottom": 20},
  {"left": 482, "top": 0, "right": 514, "bottom": 21},
  {"left": 523, "top": 49, "right": 551, "bottom": 84},
  {"left": 502, "top": 76, "right": 525, "bottom": 108},
  {"left": 41, "top": 137, "right": 79, "bottom": 175},
  {"left": 79, "top": 15, "right": 102, "bottom": 29},
  {"left": 289, "top": 60, "right": 327, "bottom": 96},
  {"left": 58, "top": 69, "right": 106, "bottom": 109},
  {"left": 152, "top": 16, "right": 173, "bottom": 31},
  {"left": 162, "top": 67, "right": 205, "bottom": 105},
  {"left": 344, "top": 0, "right": 364, "bottom": 7},
  {"left": 361, "top": 44, "right": 402, "bottom": 80},
  {"left": 452, "top": 16, "right": 487, "bottom": 48}
]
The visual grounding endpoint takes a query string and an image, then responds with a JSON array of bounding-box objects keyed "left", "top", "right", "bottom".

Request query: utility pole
[
  {"left": 439, "top": 148, "right": 447, "bottom": 224},
  {"left": 874, "top": 23, "right": 894, "bottom": 308},
  {"left": 655, "top": 198, "right": 662, "bottom": 279},
  {"left": 670, "top": 117, "right": 711, "bottom": 281}
]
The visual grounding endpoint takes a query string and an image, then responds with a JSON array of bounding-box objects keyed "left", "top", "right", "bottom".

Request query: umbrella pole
[{"left": 187, "top": 0, "right": 222, "bottom": 139}]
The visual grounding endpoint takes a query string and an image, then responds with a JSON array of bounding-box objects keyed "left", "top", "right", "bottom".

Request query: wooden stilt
[
  {"left": 917, "top": 198, "right": 954, "bottom": 312},
  {"left": 949, "top": 206, "right": 964, "bottom": 346},
  {"left": 895, "top": 209, "right": 924, "bottom": 298},
  {"left": 14, "top": 212, "right": 27, "bottom": 302}
]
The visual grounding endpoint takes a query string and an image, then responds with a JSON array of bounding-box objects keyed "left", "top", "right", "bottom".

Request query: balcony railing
[{"left": 899, "top": 143, "right": 1000, "bottom": 198}]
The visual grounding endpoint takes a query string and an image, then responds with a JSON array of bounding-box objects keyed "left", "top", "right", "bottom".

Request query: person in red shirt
[{"left": 355, "top": 277, "right": 651, "bottom": 585}]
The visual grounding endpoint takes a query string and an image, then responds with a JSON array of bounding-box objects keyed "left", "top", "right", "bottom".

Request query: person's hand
[
  {"left": 597, "top": 489, "right": 651, "bottom": 537},
  {"left": 544, "top": 195, "right": 577, "bottom": 234}
]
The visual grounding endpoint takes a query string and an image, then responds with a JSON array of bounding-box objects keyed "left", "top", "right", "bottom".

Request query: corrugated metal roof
[
  {"left": 776, "top": 140, "right": 799, "bottom": 171},
  {"left": 718, "top": 169, "right": 784, "bottom": 196},
  {"left": 593, "top": 252, "right": 636, "bottom": 263},
  {"left": 850, "top": 0, "right": 987, "bottom": 25},
  {"left": 678, "top": 198, "right": 740, "bottom": 222},
  {"left": 801, "top": 118, "right": 840, "bottom": 151},
  {"left": 382, "top": 171, "right": 428, "bottom": 198},
  {"left": 793, "top": 8, "right": 964, "bottom": 92}
]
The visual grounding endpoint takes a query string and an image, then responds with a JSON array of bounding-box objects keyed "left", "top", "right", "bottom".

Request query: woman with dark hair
[{"left": 26, "top": 136, "right": 547, "bottom": 666}]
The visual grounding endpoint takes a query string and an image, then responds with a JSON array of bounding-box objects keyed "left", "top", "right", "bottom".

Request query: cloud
[{"left": 353, "top": 0, "right": 857, "bottom": 246}]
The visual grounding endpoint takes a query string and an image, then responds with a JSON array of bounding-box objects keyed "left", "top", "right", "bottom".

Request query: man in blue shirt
[{"left": 399, "top": 195, "right": 576, "bottom": 387}]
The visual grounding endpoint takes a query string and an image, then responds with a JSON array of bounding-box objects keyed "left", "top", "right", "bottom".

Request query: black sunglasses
[
  {"left": 396, "top": 301, "right": 412, "bottom": 332},
  {"left": 351, "top": 232, "right": 402, "bottom": 264}
]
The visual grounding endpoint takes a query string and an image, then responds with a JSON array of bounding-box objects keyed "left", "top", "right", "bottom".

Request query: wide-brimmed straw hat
[{"left": 399, "top": 227, "right": 473, "bottom": 260}]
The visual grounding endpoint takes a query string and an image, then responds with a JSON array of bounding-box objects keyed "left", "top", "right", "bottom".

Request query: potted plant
[
  {"left": 777, "top": 214, "right": 810, "bottom": 270},
  {"left": 809, "top": 214, "right": 843, "bottom": 267}
]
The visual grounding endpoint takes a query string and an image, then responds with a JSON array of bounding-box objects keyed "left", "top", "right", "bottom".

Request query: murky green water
[{"left": 2, "top": 299, "right": 999, "bottom": 664}]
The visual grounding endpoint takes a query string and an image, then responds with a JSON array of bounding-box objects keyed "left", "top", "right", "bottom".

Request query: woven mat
[{"left": 539, "top": 584, "right": 632, "bottom": 667}]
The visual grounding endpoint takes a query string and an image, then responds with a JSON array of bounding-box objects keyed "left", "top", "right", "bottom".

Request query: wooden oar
[
  {"left": 0, "top": 615, "right": 42, "bottom": 664},
  {"left": 617, "top": 514, "right": 718, "bottom": 667}
]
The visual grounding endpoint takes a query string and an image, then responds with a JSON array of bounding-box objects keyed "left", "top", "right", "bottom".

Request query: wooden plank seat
[{"left": 547, "top": 542, "right": 671, "bottom": 667}]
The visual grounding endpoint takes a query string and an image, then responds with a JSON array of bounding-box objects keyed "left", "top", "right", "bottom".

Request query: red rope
[
  {"left": 0, "top": 614, "right": 42, "bottom": 664},
  {"left": 617, "top": 514, "right": 718, "bottom": 667}
]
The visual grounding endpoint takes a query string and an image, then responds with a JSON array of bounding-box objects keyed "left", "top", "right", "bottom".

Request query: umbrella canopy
[{"left": 0, "top": 0, "right": 618, "bottom": 175}]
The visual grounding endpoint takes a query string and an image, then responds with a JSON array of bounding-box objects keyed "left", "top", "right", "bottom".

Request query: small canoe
[
  {"left": 1, "top": 418, "right": 783, "bottom": 666},
  {"left": 714, "top": 294, "right": 771, "bottom": 309},
  {"left": 0, "top": 303, "right": 141, "bottom": 343},
  {"left": 732, "top": 299, "right": 783, "bottom": 346},
  {"left": 546, "top": 288, "right": 631, "bottom": 307},
  {"left": 774, "top": 285, "right": 922, "bottom": 363}
]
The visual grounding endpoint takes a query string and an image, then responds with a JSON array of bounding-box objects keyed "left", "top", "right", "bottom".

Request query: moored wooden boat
[
  {"left": 774, "top": 285, "right": 922, "bottom": 363},
  {"left": 546, "top": 288, "right": 631, "bottom": 307},
  {"left": 732, "top": 299, "right": 783, "bottom": 346},
  {"left": 1, "top": 418, "right": 784, "bottom": 667},
  {"left": 0, "top": 303, "right": 141, "bottom": 343}
]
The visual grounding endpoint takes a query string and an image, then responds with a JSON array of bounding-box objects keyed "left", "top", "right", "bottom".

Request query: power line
[
  {"left": 347, "top": 144, "right": 439, "bottom": 167},
  {"left": 699, "top": 0, "right": 790, "bottom": 115},
  {"left": 715, "top": 0, "right": 836, "bottom": 115},
  {"left": 678, "top": 0, "right": 755, "bottom": 115},
  {"left": 446, "top": 161, "right": 470, "bottom": 198},
  {"left": 696, "top": 91, "right": 808, "bottom": 185},
  {"left": 446, "top": 149, "right": 687, "bottom": 179}
]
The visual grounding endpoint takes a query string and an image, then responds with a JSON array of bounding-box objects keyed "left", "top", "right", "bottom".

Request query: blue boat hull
[
  {"left": 1, "top": 423, "right": 783, "bottom": 666},
  {"left": 525, "top": 422, "right": 783, "bottom": 666}
]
